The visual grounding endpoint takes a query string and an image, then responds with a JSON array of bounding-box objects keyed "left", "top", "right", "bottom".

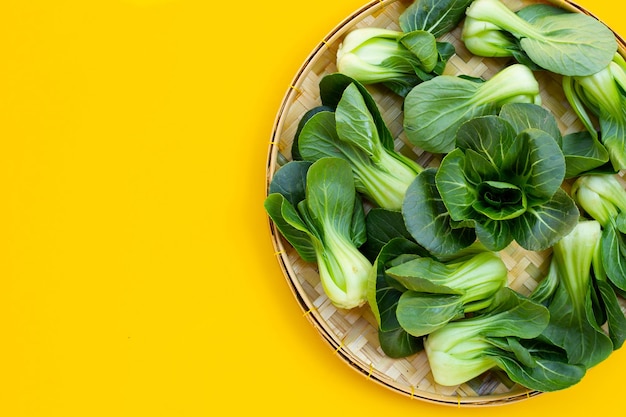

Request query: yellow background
[{"left": 1, "top": 0, "right": 624, "bottom": 415}]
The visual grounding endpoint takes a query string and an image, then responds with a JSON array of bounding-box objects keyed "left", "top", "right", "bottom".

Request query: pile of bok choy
[{"left": 265, "top": 0, "right": 626, "bottom": 393}]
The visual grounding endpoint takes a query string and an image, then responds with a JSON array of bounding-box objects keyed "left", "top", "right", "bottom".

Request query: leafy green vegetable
[
  {"left": 402, "top": 168, "right": 477, "bottom": 256},
  {"left": 424, "top": 287, "right": 585, "bottom": 391},
  {"left": 336, "top": 27, "right": 454, "bottom": 97},
  {"left": 367, "top": 237, "right": 428, "bottom": 358},
  {"left": 563, "top": 53, "right": 626, "bottom": 170},
  {"left": 591, "top": 247, "right": 626, "bottom": 350},
  {"left": 404, "top": 104, "right": 579, "bottom": 253},
  {"left": 359, "top": 208, "right": 416, "bottom": 262},
  {"left": 461, "top": 4, "right": 568, "bottom": 68},
  {"left": 387, "top": 250, "right": 507, "bottom": 337},
  {"left": 403, "top": 64, "right": 541, "bottom": 153},
  {"left": 531, "top": 220, "right": 615, "bottom": 368},
  {"left": 296, "top": 75, "right": 422, "bottom": 210},
  {"left": 561, "top": 131, "right": 611, "bottom": 178},
  {"left": 265, "top": 157, "right": 372, "bottom": 309},
  {"left": 335, "top": 0, "right": 471, "bottom": 96},
  {"left": 399, "top": 0, "right": 474, "bottom": 37},
  {"left": 571, "top": 174, "right": 626, "bottom": 291},
  {"left": 462, "top": 0, "right": 617, "bottom": 76},
  {"left": 572, "top": 174, "right": 626, "bottom": 227}
]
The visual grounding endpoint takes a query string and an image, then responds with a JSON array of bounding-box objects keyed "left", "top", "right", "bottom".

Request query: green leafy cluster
[
  {"left": 294, "top": 74, "right": 423, "bottom": 211},
  {"left": 404, "top": 103, "right": 579, "bottom": 255},
  {"left": 461, "top": 0, "right": 626, "bottom": 171},
  {"left": 462, "top": 0, "right": 616, "bottom": 76},
  {"left": 563, "top": 54, "right": 626, "bottom": 171},
  {"left": 265, "top": 158, "right": 372, "bottom": 309},
  {"left": 264, "top": 0, "right": 626, "bottom": 394},
  {"left": 572, "top": 174, "right": 626, "bottom": 293},
  {"left": 403, "top": 64, "right": 541, "bottom": 154},
  {"left": 336, "top": 0, "right": 472, "bottom": 96},
  {"left": 529, "top": 220, "right": 625, "bottom": 369}
]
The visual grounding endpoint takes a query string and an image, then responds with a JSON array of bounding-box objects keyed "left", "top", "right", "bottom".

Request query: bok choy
[
  {"left": 424, "top": 287, "right": 585, "bottom": 391},
  {"left": 571, "top": 174, "right": 626, "bottom": 292},
  {"left": 264, "top": 158, "right": 372, "bottom": 309},
  {"left": 462, "top": 0, "right": 617, "bottom": 76},
  {"left": 386, "top": 250, "right": 507, "bottom": 337},
  {"left": 403, "top": 103, "right": 579, "bottom": 255},
  {"left": 403, "top": 64, "right": 541, "bottom": 154},
  {"left": 563, "top": 53, "right": 626, "bottom": 170},
  {"left": 336, "top": 0, "right": 471, "bottom": 96},
  {"left": 336, "top": 28, "right": 454, "bottom": 97},
  {"left": 530, "top": 220, "right": 620, "bottom": 368},
  {"left": 295, "top": 74, "right": 423, "bottom": 211}
]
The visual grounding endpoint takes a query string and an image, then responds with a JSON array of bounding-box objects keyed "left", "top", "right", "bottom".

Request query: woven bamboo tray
[{"left": 265, "top": 0, "right": 626, "bottom": 406}]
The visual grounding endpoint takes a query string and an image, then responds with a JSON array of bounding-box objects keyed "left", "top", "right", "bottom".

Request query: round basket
[{"left": 265, "top": 0, "right": 626, "bottom": 406}]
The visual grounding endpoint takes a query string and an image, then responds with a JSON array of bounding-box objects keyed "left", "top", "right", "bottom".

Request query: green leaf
[
  {"left": 474, "top": 217, "right": 514, "bottom": 251},
  {"left": 399, "top": 0, "right": 474, "bottom": 37},
  {"left": 456, "top": 115, "right": 517, "bottom": 171},
  {"left": 598, "top": 110, "right": 626, "bottom": 171},
  {"left": 562, "top": 131, "right": 610, "bottom": 178},
  {"left": 596, "top": 279, "right": 626, "bottom": 349},
  {"left": 489, "top": 340, "right": 586, "bottom": 392},
  {"left": 318, "top": 73, "right": 395, "bottom": 149},
  {"left": 397, "top": 292, "right": 464, "bottom": 337},
  {"left": 480, "top": 288, "right": 550, "bottom": 338},
  {"left": 504, "top": 129, "right": 566, "bottom": 202},
  {"left": 601, "top": 213, "right": 626, "bottom": 291},
  {"left": 360, "top": 208, "right": 421, "bottom": 262},
  {"left": 350, "top": 194, "right": 367, "bottom": 248},
  {"left": 368, "top": 238, "right": 423, "bottom": 328},
  {"left": 297, "top": 111, "right": 346, "bottom": 162},
  {"left": 403, "top": 75, "right": 491, "bottom": 154},
  {"left": 511, "top": 188, "right": 579, "bottom": 251},
  {"left": 499, "top": 102, "right": 562, "bottom": 147},
  {"left": 436, "top": 149, "right": 477, "bottom": 221},
  {"left": 539, "top": 221, "right": 614, "bottom": 368},
  {"left": 516, "top": 4, "right": 570, "bottom": 22},
  {"left": 335, "top": 83, "right": 381, "bottom": 158},
  {"left": 292, "top": 105, "right": 335, "bottom": 161},
  {"left": 403, "top": 168, "right": 476, "bottom": 256},
  {"left": 368, "top": 238, "right": 425, "bottom": 358},
  {"left": 268, "top": 160, "right": 312, "bottom": 208},
  {"left": 540, "top": 280, "right": 613, "bottom": 367},
  {"left": 264, "top": 193, "right": 317, "bottom": 263},
  {"left": 297, "top": 111, "right": 380, "bottom": 200},
  {"left": 462, "top": 149, "right": 500, "bottom": 185},
  {"left": 399, "top": 30, "right": 438, "bottom": 73},
  {"left": 378, "top": 327, "right": 424, "bottom": 359},
  {"left": 519, "top": 12, "right": 617, "bottom": 76},
  {"left": 305, "top": 158, "right": 356, "bottom": 236},
  {"left": 473, "top": 181, "right": 527, "bottom": 220},
  {"left": 386, "top": 257, "right": 463, "bottom": 294}
]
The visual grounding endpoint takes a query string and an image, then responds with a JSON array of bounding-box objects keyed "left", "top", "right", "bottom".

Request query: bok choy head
[
  {"left": 571, "top": 174, "right": 626, "bottom": 292},
  {"left": 403, "top": 103, "right": 579, "bottom": 255},
  {"left": 462, "top": 0, "right": 617, "bottom": 76},
  {"left": 336, "top": 27, "right": 453, "bottom": 97},
  {"left": 295, "top": 74, "right": 423, "bottom": 211},
  {"left": 563, "top": 53, "right": 626, "bottom": 171},
  {"left": 264, "top": 158, "right": 372, "bottom": 309},
  {"left": 424, "top": 287, "right": 586, "bottom": 392},
  {"left": 530, "top": 220, "right": 617, "bottom": 368},
  {"left": 403, "top": 64, "right": 541, "bottom": 154},
  {"left": 385, "top": 250, "right": 507, "bottom": 337},
  {"left": 336, "top": 0, "right": 472, "bottom": 96}
]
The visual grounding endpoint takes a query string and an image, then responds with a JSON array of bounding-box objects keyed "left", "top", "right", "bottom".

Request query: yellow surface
[{"left": 1, "top": 0, "right": 625, "bottom": 415}]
